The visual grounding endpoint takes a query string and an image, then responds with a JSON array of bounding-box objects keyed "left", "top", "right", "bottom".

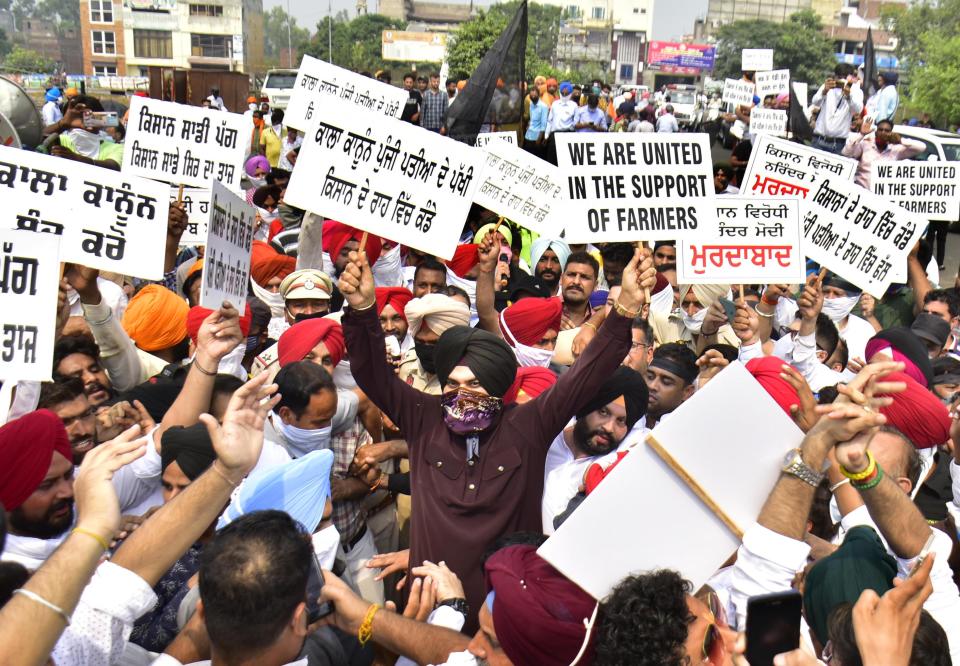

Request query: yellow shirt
[{"left": 260, "top": 126, "right": 282, "bottom": 167}]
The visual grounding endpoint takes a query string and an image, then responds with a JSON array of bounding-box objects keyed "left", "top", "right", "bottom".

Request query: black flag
[
  {"left": 446, "top": 1, "right": 527, "bottom": 145},
  {"left": 788, "top": 81, "right": 813, "bottom": 142},
  {"left": 862, "top": 26, "right": 877, "bottom": 100}
]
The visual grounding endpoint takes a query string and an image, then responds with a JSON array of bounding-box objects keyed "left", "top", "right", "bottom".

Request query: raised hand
[
  {"left": 695, "top": 348, "right": 729, "bottom": 388},
  {"left": 338, "top": 248, "right": 376, "bottom": 310},
  {"left": 732, "top": 301, "right": 759, "bottom": 345},
  {"left": 411, "top": 560, "right": 466, "bottom": 604},
  {"left": 618, "top": 247, "right": 655, "bottom": 314},
  {"left": 779, "top": 365, "right": 819, "bottom": 433},
  {"left": 197, "top": 302, "right": 244, "bottom": 363},
  {"left": 63, "top": 263, "right": 101, "bottom": 304},
  {"left": 796, "top": 274, "right": 823, "bottom": 322},
  {"left": 477, "top": 232, "right": 498, "bottom": 273}
]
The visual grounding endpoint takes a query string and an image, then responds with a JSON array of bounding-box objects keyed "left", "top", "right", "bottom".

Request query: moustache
[
  {"left": 49, "top": 498, "right": 74, "bottom": 518},
  {"left": 85, "top": 381, "right": 107, "bottom": 395}
]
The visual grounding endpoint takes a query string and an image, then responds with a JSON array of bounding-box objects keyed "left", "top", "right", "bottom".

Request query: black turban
[
  {"left": 161, "top": 423, "right": 216, "bottom": 480},
  {"left": 435, "top": 326, "right": 518, "bottom": 398},
  {"left": 822, "top": 272, "right": 861, "bottom": 294},
  {"left": 869, "top": 327, "right": 933, "bottom": 387},
  {"left": 576, "top": 366, "right": 648, "bottom": 428}
]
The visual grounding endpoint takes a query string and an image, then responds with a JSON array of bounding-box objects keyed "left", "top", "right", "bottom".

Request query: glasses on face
[
  {"left": 630, "top": 342, "right": 649, "bottom": 351},
  {"left": 697, "top": 589, "right": 727, "bottom": 664}
]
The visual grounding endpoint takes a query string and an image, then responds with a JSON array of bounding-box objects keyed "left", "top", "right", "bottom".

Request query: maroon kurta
[{"left": 342, "top": 305, "right": 632, "bottom": 630}]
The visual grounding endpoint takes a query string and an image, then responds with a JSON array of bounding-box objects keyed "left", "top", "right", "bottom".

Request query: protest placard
[
  {"left": 722, "top": 78, "right": 755, "bottom": 107},
  {"left": 749, "top": 108, "right": 787, "bottom": 137},
  {"left": 123, "top": 96, "right": 247, "bottom": 191},
  {"left": 171, "top": 186, "right": 211, "bottom": 245},
  {"left": 283, "top": 95, "right": 482, "bottom": 261},
  {"left": 200, "top": 181, "right": 255, "bottom": 309},
  {"left": 677, "top": 197, "right": 805, "bottom": 284},
  {"left": 474, "top": 131, "right": 517, "bottom": 148},
  {"left": 285, "top": 55, "right": 408, "bottom": 132},
  {"left": 0, "top": 230, "right": 60, "bottom": 381},
  {"left": 554, "top": 133, "right": 715, "bottom": 243},
  {"left": 474, "top": 139, "right": 564, "bottom": 238},
  {"left": 755, "top": 69, "right": 790, "bottom": 98},
  {"left": 800, "top": 176, "right": 928, "bottom": 298},
  {"left": 1, "top": 145, "right": 169, "bottom": 280},
  {"left": 872, "top": 162, "right": 960, "bottom": 222},
  {"left": 742, "top": 49, "right": 774, "bottom": 72},
  {"left": 742, "top": 134, "right": 857, "bottom": 200},
  {"left": 539, "top": 362, "right": 802, "bottom": 598}
]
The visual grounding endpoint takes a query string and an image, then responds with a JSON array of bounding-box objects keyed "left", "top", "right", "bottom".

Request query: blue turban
[
  {"left": 881, "top": 71, "right": 898, "bottom": 86},
  {"left": 530, "top": 238, "right": 571, "bottom": 274},
  {"left": 216, "top": 449, "right": 334, "bottom": 533},
  {"left": 559, "top": 81, "right": 573, "bottom": 95},
  {"left": 45, "top": 88, "right": 62, "bottom": 103}
]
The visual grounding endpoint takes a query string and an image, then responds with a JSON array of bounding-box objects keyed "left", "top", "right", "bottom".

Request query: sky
[{"left": 265, "top": 0, "right": 709, "bottom": 43}]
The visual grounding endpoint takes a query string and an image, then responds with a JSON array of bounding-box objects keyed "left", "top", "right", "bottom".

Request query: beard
[
  {"left": 84, "top": 380, "right": 112, "bottom": 405},
  {"left": 537, "top": 269, "right": 560, "bottom": 289},
  {"left": 9, "top": 499, "right": 75, "bottom": 539},
  {"left": 573, "top": 418, "right": 618, "bottom": 457}
]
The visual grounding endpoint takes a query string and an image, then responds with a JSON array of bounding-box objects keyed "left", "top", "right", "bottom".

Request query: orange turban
[
  {"left": 122, "top": 284, "right": 189, "bottom": 352},
  {"left": 375, "top": 287, "right": 414, "bottom": 321},
  {"left": 546, "top": 78, "right": 558, "bottom": 87},
  {"left": 250, "top": 240, "right": 296, "bottom": 287}
]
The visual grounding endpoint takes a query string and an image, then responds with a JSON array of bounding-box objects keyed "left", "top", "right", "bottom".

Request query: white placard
[
  {"left": 677, "top": 197, "right": 805, "bottom": 284},
  {"left": 171, "top": 187, "right": 211, "bottom": 245},
  {"left": 124, "top": 96, "right": 247, "bottom": 191},
  {"left": 0, "top": 230, "right": 60, "bottom": 381},
  {"left": 742, "top": 49, "right": 774, "bottom": 72},
  {"left": 474, "top": 139, "right": 564, "bottom": 238},
  {"left": 742, "top": 134, "right": 858, "bottom": 200},
  {"left": 539, "top": 362, "right": 802, "bottom": 599},
  {"left": 722, "top": 78, "right": 755, "bottom": 107},
  {"left": 755, "top": 69, "right": 790, "bottom": 98},
  {"left": 800, "top": 176, "right": 928, "bottom": 298},
  {"left": 555, "top": 133, "right": 716, "bottom": 243},
  {"left": 749, "top": 108, "right": 787, "bottom": 137},
  {"left": 200, "top": 181, "right": 255, "bottom": 309},
  {"left": 285, "top": 55, "right": 408, "bottom": 132},
  {"left": 474, "top": 131, "right": 517, "bottom": 148},
  {"left": 0, "top": 146, "right": 170, "bottom": 280},
  {"left": 284, "top": 95, "right": 482, "bottom": 261},
  {"left": 792, "top": 82, "right": 809, "bottom": 109},
  {"left": 872, "top": 162, "right": 960, "bottom": 222}
]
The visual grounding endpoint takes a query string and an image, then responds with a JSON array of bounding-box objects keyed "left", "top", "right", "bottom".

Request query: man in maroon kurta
[{"left": 339, "top": 247, "right": 653, "bottom": 630}]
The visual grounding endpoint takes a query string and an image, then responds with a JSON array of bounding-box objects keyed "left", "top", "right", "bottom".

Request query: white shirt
[
  {"left": 811, "top": 83, "right": 863, "bottom": 139},
  {"left": 278, "top": 134, "right": 302, "bottom": 171},
  {"left": 656, "top": 113, "right": 679, "bottom": 133},
  {"left": 42, "top": 100, "right": 63, "bottom": 126},
  {"left": 546, "top": 97, "right": 578, "bottom": 136},
  {"left": 206, "top": 95, "right": 227, "bottom": 111},
  {"left": 542, "top": 432, "right": 598, "bottom": 534},
  {"left": 837, "top": 314, "right": 876, "bottom": 375}
]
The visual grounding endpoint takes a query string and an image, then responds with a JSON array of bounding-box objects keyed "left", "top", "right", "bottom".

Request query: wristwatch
[
  {"left": 437, "top": 598, "right": 469, "bottom": 616},
  {"left": 781, "top": 448, "right": 824, "bottom": 488}
]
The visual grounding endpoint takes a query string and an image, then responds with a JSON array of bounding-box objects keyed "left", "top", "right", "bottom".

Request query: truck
[
  {"left": 664, "top": 84, "right": 703, "bottom": 131},
  {"left": 260, "top": 69, "right": 299, "bottom": 110}
]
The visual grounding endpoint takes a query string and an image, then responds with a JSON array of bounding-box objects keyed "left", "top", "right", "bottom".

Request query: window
[
  {"left": 567, "top": 5, "right": 579, "bottom": 18},
  {"left": 189, "top": 4, "right": 224, "bottom": 17},
  {"left": 91, "top": 30, "right": 116, "bottom": 55},
  {"left": 93, "top": 63, "right": 118, "bottom": 76},
  {"left": 592, "top": 6, "right": 605, "bottom": 19},
  {"left": 619, "top": 64, "right": 634, "bottom": 80},
  {"left": 133, "top": 29, "right": 173, "bottom": 59},
  {"left": 89, "top": 0, "right": 114, "bottom": 23},
  {"left": 191, "top": 33, "right": 231, "bottom": 58}
]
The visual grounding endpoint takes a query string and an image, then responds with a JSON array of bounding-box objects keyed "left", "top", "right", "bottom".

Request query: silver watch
[{"left": 781, "top": 448, "right": 824, "bottom": 488}]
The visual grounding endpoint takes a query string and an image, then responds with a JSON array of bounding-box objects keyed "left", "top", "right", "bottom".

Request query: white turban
[
  {"left": 530, "top": 238, "right": 572, "bottom": 273},
  {"left": 405, "top": 293, "right": 470, "bottom": 337}
]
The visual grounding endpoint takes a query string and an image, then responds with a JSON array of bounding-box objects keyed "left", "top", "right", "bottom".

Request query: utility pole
[
  {"left": 286, "top": 0, "right": 293, "bottom": 67},
  {"left": 328, "top": 0, "right": 333, "bottom": 64}
]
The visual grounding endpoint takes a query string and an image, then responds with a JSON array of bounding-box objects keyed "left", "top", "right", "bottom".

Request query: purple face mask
[{"left": 441, "top": 388, "right": 502, "bottom": 435}]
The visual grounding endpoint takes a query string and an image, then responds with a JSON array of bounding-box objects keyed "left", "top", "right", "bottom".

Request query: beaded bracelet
[
  {"left": 852, "top": 463, "right": 884, "bottom": 491},
  {"left": 839, "top": 450, "right": 876, "bottom": 481},
  {"left": 358, "top": 603, "right": 381, "bottom": 646}
]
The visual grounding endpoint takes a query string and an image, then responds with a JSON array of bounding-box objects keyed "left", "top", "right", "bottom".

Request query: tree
[
  {"left": 2, "top": 45, "right": 55, "bottom": 72},
  {"left": 712, "top": 10, "right": 835, "bottom": 84},
  {"left": 303, "top": 12, "right": 409, "bottom": 74},
  {"left": 0, "top": 28, "right": 10, "bottom": 60},
  {"left": 263, "top": 6, "right": 310, "bottom": 68}
]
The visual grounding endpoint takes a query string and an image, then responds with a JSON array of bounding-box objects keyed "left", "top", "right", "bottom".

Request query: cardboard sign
[
  {"left": 677, "top": 197, "right": 805, "bottom": 284},
  {"left": 755, "top": 69, "right": 790, "bottom": 98},
  {"left": 284, "top": 95, "right": 482, "bottom": 261},
  {"left": 171, "top": 186, "right": 211, "bottom": 245},
  {"left": 749, "top": 108, "right": 787, "bottom": 137},
  {"left": 285, "top": 55, "right": 408, "bottom": 132},
  {"left": 0, "top": 146, "right": 169, "bottom": 280},
  {"left": 474, "top": 131, "right": 517, "bottom": 148},
  {"left": 742, "top": 134, "right": 857, "bottom": 200},
  {"left": 124, "top": 96, "right": 247, "bottom": 191},
  {"left": 800, "top": 176, "right": 928, "bottom": 298},
  {"left": 872, "top": 162, "right": 960, "bottom": 222},
  {"left": 742, "top": 49, "right": 774, "bottom": 72},
  {"left": 474, "top": 139, "right": 564, "bottom": 238},
  {"left": 555, "top": 133, "right": 716, "bottom": 243},
  {"left": 200, "top": 181, "right": 255, "bottom": 309},
  {"left": 722, "top": 78, "right": 755, "bottom": 107},
  {"left": 0, "top": 230, "right": 60, "bottom": 381},
  {"left": 539, "top": 362, "right": 802, "bottom": 598}
]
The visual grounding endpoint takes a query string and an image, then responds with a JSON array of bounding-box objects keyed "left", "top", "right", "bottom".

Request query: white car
[
  {"left": 260, "top": 69, "right": 298, "bottom": 110},
  {"left": 893, "top": 125, "right": 960, "bottom": 161}
]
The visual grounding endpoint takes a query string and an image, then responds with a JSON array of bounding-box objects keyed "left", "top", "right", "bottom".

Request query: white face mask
[
  {"left": 276, "top": 417, "right": 332, "bottom": 457},
  {"left": 513, "top": 342, "right": 554, "bottom": 368},
  {"left": 249, "top": 103, "right": 258, "bottom": 111},
  {"left": 248, "top": 175, "right": 266, "bottom": 188},
  {"left": 67, "top": 128, "right": 103, "bottom": 158},
  {"left": 821, "top": 294, "right": 860, "bottom": 323},
  {"left": 256, "top": 206, "right": 279, "bottom": 224},
  {"left": 312, "top": 524, "right": 340, "bottom": 571},
  {"left": 682, "top": 307, "right": 708, "bottom": 334}
]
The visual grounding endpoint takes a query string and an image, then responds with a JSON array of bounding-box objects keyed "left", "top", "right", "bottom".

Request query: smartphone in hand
[
  {"left": 305, "top": 551, "right": 333, "bottom": 623},
  {"left": 745, "top": 590, "right": 802, "bottom": 666}
]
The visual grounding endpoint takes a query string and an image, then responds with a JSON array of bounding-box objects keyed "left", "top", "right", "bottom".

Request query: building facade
[{"left": 80, "top": 0, "right": 128, "bottom": 76}]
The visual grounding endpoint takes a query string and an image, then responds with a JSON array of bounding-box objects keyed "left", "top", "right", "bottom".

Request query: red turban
[
  {"left": 185, "top": 304, "right": 253, "bottom": 345},
  {"left": 446, "top": 244, "right": 479, "bottom": 278},
  {"left": 585, "top": 450, "right": 630, "bottom": 495},
  {"left": 484, "top": 544, "right": 596, "bottom": 666},
  {"left": 503, "top": 366, "right": 557, "bottom": 404},
  {"left": 250, "top": 240, "right": 296, "bottom": 287},
  {"left": 122, "top": 284, "right": 189, "bottom": 352},
  {"left": 375, "top": 287, "right": 414, "bottom": 321},
  {"left": 876, "top": 371, "right": 951, "bottom": 448},
  {"left": 322, "top": 221, "right": 382, "bottom": 267},
  {"left": 500, "top": 297, "right": 563, "bottom": 347},
  {"left": 746, "top": 356, "right": 801, "bottom": 417},
  {"left": 277, "top": 318, "right": 345, "bottom": 368},
  {"left": 0, "top": 410, "right": 72, "bottom": 510}
]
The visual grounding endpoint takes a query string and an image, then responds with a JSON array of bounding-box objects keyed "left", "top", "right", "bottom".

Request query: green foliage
[
  {"left": 712, "top": 10, "right": 835, "bottom": 84},
  {"left": 303, "top": 13, "right": 409, "bottom": 75},
  {"left": 2, "top": 45, "right": 55, "bottom": 72},
  {"left": 7, "top": 0, "right": 77, "bottom": 30},
  {"left": 0, "top": 28, "right": 10, "bottom": 59},
  {"left": 263, "top": 6, "right": 310, "bottom": 68}
]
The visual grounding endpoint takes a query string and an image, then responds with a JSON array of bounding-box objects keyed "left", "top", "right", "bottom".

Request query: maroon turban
[
  {"left": 484, "top": 544, "right": 597, "bottom": 666},
  {"left": 876, "top": 371, "right": 951, "bottom": 448},
  {"left": 185, "top": 303, "right": 253, "bottom": 345},
  {"left": 500, "top": 297, "right": 563, "bottom": 347},
  {"left": 375, "top": 287, "right": 414, "bottom": 322},
  {"left": 746, "top": 356, "right": 801, "bottom": 417},
  {"left": 503, "top": 366, "right": 558, "bottom": 404},
  {"left": 322, "top": 221, "right": 382, "bottom": 267},
  {"left": 0, "top": 410, "right": 73, "bottom": 510},
  {"left": 277, "top": 318, "right": 345, "bottom": 368}
]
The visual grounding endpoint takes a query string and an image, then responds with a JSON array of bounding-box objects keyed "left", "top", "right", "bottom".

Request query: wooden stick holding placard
[
  {"left": 176, "top": 184, "right": 184, "bottom": 205},
  {"left": 645, "top": 434, "right": 744, "bottom": 539},
  {"left": 492, "top": 216, "right": 505, "bottom": 240}
]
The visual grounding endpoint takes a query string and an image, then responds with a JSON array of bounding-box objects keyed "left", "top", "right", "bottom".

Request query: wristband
[
  {"left": 755, "top": 308, "right": 773, "bottom": 318},
  {"left": 72, "top": 527, "right": 110, "bottom": 551},
  {"left": 852, "top": 463, "right": 884, "bottom": 491},
  {"left": 582, "top": 321, "right": 598, "bottom": 332},
  {"left": 211, "top": 461, "right": 239, "bottom": 488},
  {"left": 13, "top": 589, "right": 70, "bottom": 625},
  {"left": 761, "top": 294, "right": 780, "bottom": 306},
  {"left": 193, "top": 358, "right": 217, "bottom": 376},
  {"left": 829, "top": 478, "right": 850, "bottom": 493},
  {"left": 352, "top": 299, "right": 376, "bottom": 312},
  {"left": 358, "top": 603, "right": 381, "bottom": 646},
  {"left": 839, "top": 450, "right": 876, "bottom": 481}
]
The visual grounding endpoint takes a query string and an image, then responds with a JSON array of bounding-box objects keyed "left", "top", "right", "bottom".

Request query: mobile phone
[
  {"left": 305, "top": 551, "right": 333, "bottom": 623},
  {"left": 718, "top": 297, "right": 737, "bottom": 322},
  {"left": 745, "top": 591, "right": 802, "bottom": 666},
  {"left": 84, "top": 111, "right": 119, "bottom": 128}
]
